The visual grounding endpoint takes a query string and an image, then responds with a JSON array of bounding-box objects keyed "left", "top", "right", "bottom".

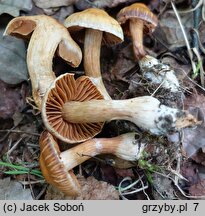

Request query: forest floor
[{"left": 0, "top": 0, "right": 205, "bottom": 200}]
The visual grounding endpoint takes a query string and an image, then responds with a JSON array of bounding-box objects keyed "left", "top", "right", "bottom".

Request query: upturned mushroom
[
  {"left": 117, "top": 3, "right": 158, "bottom": 60},
  {"left": 42, "top": 73, "right": 199, "bottom": 143},
  {"left": 40, "top": 130, "right": 147, "bottom": 196},
  {"left": 41, "top": 73, "right": 104, "bottom": 143},
  {"left": 4, "top": 15, "right": 82, "bottom": 109},
  {"left": 64, "top": 8, "right": 124, "bottom": 99}
]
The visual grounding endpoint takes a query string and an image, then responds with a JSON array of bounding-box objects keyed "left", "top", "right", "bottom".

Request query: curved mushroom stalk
[
  {"left": 40, "top": 131, "right": 147, "bottom": 196},
  {"left": 4, "top": 15, "right": 82, "bottom": 109},
  {"left": 84, "top": 28, "right": 111, "bottom": 100},
  {"left": 64, "top": 8, "right": 124, "bottom": 100},
  {"left": 129, "top": 18, "right": 145, "bottom": 59},
  {"left": 42, "top": 73, "right": 199, "bottom": 143},
  {"left": 117, "top": 3, "right": 158, "bottom": 60},
  {"left": 61, "top": 97, "right": 198, "bottom": 135},
  {"left": 139, "top": 55, "right": 180, "bottom": 93}
]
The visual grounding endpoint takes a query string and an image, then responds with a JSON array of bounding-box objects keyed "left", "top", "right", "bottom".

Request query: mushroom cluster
[
  {"left": 4, "top": 4, "right": 200, "bottom": 197},
  {"left": 4, "top": 15, "right": 82, "bottom": 109}
]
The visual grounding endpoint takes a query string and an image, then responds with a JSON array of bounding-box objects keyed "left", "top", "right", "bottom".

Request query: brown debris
[
  {"left": 45, "top": 175, "right": 119, "bottom": 200},
  {"left": 189, "top": 180, "right": 205, "bottom": 197}
]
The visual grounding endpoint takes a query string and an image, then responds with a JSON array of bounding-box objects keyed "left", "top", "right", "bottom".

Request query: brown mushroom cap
[
  {"left": 4, "top": 15, "right": 82, "bottom": 108},
  {"left": 117, "top": 3, "right": 158, "bottom": 36},
  {"left": 41, "top": 73, "right": 104, "bottom": 143},
  {"left": 39, "top": 131, "right": 81, "bottom": 196},
  {"left": 4, "top": 15, "right": 82, "bottom": 68},
  {"left": 64, "top": 8, "right": 124, "bottom": 45}
]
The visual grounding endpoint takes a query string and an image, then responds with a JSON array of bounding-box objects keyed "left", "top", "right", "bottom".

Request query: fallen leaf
[
  {"left": 75, "top": 0, "right": 137, "bottom": 9},
  {"left": 0, "top": 28, "right": 28, "bottom": 84},
  {"left": 152, "top": 173, "right": 176, "bottom": 200},
  {"left": 182, "top": 123, "right": 205, "bottom": 158},
  {"left": 110, "top": 43, "right": 135, "bottom": 81},
  {"left": 180, "top": 161, "right": 205, "bottom": 197},
  {"left": 33, "top": 0, "right": 76, "bottom": 9},
  {"left": 189, "top": 180, "right": 205, "bottom": 196},
  {"left": 158, "top": 9, "right": 205, "bottom": 50},
  {"left": 75, "top": 0, "right": 113, "bottom": 9},
  {"left": 191, "top": 149, "right": 205, "bottom": 166},
  {"left": 0, "top": 80, "right": 27, "bottom": 119},
  {"left": 0, "top": 0, "right": 32, "bottom": 17},
  {"left": 100, "top": 164, "right": 117, "bottom": 185},
  {"left": 180, "top": 161, "right": 199, "bottom": 185},
  {"left": 115, "top": 168, "right": 134, "bottom": 178},
  {"left": 0, "top": 177, "right": 33, "bottom": 200},
  {"left": 110, "top": 0, "right": 140, "bottom": 7},
  {"left": 182, "top": 93, "right": 205, "bottom": 158},
  {"left": 159, "top": 10, "right": 192, "bottom": 49},
  {"left": 184, "top": 93, "right": 205, "bottom": 118}
]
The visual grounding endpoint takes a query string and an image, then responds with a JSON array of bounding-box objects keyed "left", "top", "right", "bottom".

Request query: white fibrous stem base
[
  {"left": 60, "top": 132, "right": 146, "bottom": 171},
  {"left": 62, "top": 96, "right": 198, "bottom": 135},
  {"left": 139, "top": 55, "right": 180, "bottom": 93}
]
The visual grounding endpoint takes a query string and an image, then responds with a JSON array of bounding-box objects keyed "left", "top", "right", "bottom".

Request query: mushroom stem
[
  {"left": 4, "top": 15, "right": 82, "bottom": 109},
  {"left": 40, "top": 130, "right": 147, "bottom": 196},
  {"left": 61, "top": 96, "right": 198, "bottom": 135},
  {"left": 27, "top": 28, "right": 57, "bottom": 107},
  {"left": 60, "top": 132, "right": 145, "bottom": 170},
  {"left": 129, "top": 18, "right": 145, "bottom": 60},
  {"left": 84, "top": 29, "right": 111, "bottom": 100},
  {"left": 84, "top": 29, "right": 102, "bottom": 78}
]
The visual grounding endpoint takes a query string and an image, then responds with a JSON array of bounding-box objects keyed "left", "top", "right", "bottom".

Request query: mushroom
[
  {"left": 42, "top": 73, "right": 199, "bottom": 143},
  {"left": 4, "top": 15, "right": 82, "bottom": 109},
  {"left": 42, "top": 73, "right": 104, "bottom": 143},
  {"left": 40, "top": 130, "right": 147, "bottom": 196},
  {"left": 64, "top": 8, "right": 124, "bottom": 100},
  {"left": 117, "top": 3, "right": 158, "bottom": 60}
]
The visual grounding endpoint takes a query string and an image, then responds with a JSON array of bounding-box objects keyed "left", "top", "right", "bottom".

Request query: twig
[
  {"left": 191, "top": 0, "right": 201, "bottom": 49},
  {"left": 192, "top": 28, "right": 205, "bottom": 54},
  {"left": 181, "top": 65, "right": 205, "bottom": 92},
  {"left": 178, "top": 0, "right": 205, "bottom": 22},
  {"left": 7, "top": 137, "right": 24, "bottom": 156},
  {"left": 154, "top": 171, "right": 205, "bottom": 199},
  {"left": 138, "top": 173, "right": 150, "bottom": 200},
  {"left": 178, "top": 0, "right": 203, "bottom": 14},
  {"left": 119, "top": 176, "right": 142, "bottom": 192},
  {"left": 35, "top": 185, "right": 47, "bottom": 200},
  {"left": 151, "top": 79, "right": 166, "bottom": 97},
  {"left": 20, "top": 180, "right": 45, "bottom": 185},
  {"left": 0, "top": 125, "right": 17, "bottom": 142},
  {"left": 120, "top": 185, "right": 148, "bottom": 196},
  {"left": 0, "top": 130, "right": 40, "bottom": 137},
  {"left": 28, "top": 172, "right": 35, "bottom": 200},
  {"left": 171, "top": 1, "right": 196, "bottom": 72},
  {"left": 118, "top": 176, "right": 148, "bottom": 198}
]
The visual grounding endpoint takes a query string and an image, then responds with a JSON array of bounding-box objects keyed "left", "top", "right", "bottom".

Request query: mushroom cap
[
  {"left": 41, "top": 73, "right": 104, "bottom": 143},
  {"left": 39, "top": 131, "right": 81, "bottom": 196},
  {"left": 64, "top": 8, "right": 124, "bottom": 45},
  {"left": 117, "top": 3, "right": 158, "bottom": 36},
  {"left": 4, "top": 15, "right": 82, "bottom": 68}
]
